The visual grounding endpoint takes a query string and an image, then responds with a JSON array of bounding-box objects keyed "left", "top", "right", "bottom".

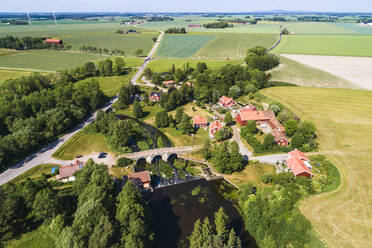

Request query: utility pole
[
  {"left": 52, "top": 12, "right": 58, "bottom": 26},
  {"left": 27, "top": 12, "right": 32, "bottom": 26}
]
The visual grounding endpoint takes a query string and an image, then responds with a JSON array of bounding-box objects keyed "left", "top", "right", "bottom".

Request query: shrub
[{"left": 117, "top": 157, "right": 133, "bottom": 167}]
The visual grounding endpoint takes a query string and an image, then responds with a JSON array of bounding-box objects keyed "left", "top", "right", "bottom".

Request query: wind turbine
[
  {"left": 52, "top": 11, "right": 58, "bottom": 26},
  {"left": 27, "top": 12, "right": 32, "bottom": 26}
]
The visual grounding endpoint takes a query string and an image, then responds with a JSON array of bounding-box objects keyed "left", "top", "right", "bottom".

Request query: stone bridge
[{"left": 120, "top": 145, "right": 202, "bottom": 164}]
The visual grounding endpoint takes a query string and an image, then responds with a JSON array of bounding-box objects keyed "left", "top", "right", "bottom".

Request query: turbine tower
[
  {"left": 27, "top": 12, "right": 32, "bottom": 26},
  {"left": 52, "top": 12, "right": 58, "bottom": 26}
]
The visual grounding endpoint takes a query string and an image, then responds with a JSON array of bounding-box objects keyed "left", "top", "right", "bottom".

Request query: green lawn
[
  {"left": 147, "top": 58, "right": 244, "bottom": 72},
  {"left": 262, "top": 87, "right": 372, "bottom": 248},
  {"left": 10, "top": 164, "right": 59, "bottom": 184},
  {"left": 332, "top": 23, "right": 372, "bottom": 35},
  {"left": 194, "top": 33, "right": 278, "bottom": 59},
  {"left": 275, "top": 35, "right": 372, "bottom": 57},
  {"left": 4, "top": 224, "right": 55, "bottom": 248},
  {"left": 282, "top": 22, "right": 357, "bottom": 35},
  {"left": 155, "top": 34, "right": 215, "bottom": 58},
  {"left": 63, "top": 31, "right": 158, "bottom": 56},
  {"left": 270, "top": 55, "right": 359, "bottom": 89},
  {"left": 0, "top": 69, "right": 46, "bottom": 84},
  {"left": 75, "top": 69, "right": 136, "bottom": 97}
]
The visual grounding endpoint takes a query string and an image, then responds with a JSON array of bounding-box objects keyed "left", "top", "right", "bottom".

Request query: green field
[
  {"left": 275, "top": 35, "right": 372, "bottom": 57},
  {"left": 194, "top": 33, "right": 278, "bottom": 59},
  {"left": 63, "top": 31, "right": 157, "bottom": 56},
  {"left": 262, "top": 87, "right": 372, "bottom": 248},
  {"left": 9, "top": 164, "right": 59, "bottom": 184},
  {"left": 0, "top": 69, "right": 45, "bottom": 84},
  {"left": 332, "top": 23, "right": 372, "bottom": 35},
  {"left": 155, "top": 34, "right": 215, "bottom": 58},
  {"left": 270, "top": 55, "right": 359, "bottom": 89},
  {"left": 147, "top": 58, "right": 244, "bottom": 72},
  {"left": 282, "top": 22, "right": 357, "bottom": 35}
]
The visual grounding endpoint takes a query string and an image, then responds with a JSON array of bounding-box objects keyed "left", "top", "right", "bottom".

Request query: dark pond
[{"left": 147, "top": 179, "right": 258, "bottom": 248}]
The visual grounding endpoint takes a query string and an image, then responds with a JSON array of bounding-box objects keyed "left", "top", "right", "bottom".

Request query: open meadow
[
  {"left": 270, "top": 55, "right": 360, "bottom": 89},
  {"left": 274, "top": 35, "right": 372, "bottom": 57},
  {"left": 0, "top": 69, "right": 45, "bottom": 84},
  {"left": 282, "top": 22, "right": 357, "bottom": 35},
  {"left": 262, "top": 87, "right": 372, "bottom": 248}
]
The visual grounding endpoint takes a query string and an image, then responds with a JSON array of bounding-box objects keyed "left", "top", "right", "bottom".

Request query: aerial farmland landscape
[{"left": 0, "top": 1, "right": 371, "bottom": 248}]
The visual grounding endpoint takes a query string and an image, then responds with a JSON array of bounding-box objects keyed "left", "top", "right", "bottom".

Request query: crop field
[
  {"left": 0, "top": 50, "right": 109, "bottom": 71},
  {"left": 194, "top": 33, "right": 278, "bottom": 59},
  {"left": 0, "top": 69, "right": 42, "bottom": 84},
  {"left": 262, "top": 87, "right": 372, "bottom": 248},
  {"left": 155, "top": 34, "right": 215, "bottom": 58},
  {"left": 270, "top": 55, "right": 359, "bottom": 89},
  {"left": 63, "top": 31, "right": 157, "bottom": 56},
  {"left": 274, "top": 35, "right": 372, "bottom": 57},
  {"left": 332, "top": 23, "right": 372, "bottom": 35},
  {"left": 147, "top": 58, "right": 244, "bottom": 72},
  {"left": 282, "top": 22, "right": 357, "bottom": 35}
]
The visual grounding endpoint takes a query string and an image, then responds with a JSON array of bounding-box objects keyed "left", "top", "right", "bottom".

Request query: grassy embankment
[{"left": 262, "top": 86, "right": 372, "bottom": 248}]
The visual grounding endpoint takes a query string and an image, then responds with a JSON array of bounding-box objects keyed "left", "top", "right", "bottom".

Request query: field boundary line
[{"left": 0, "top": 66, "right": 55, "bottom": 73}]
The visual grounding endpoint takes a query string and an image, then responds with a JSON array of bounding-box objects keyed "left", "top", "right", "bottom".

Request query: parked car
[
  {"left": 76, "top": 155, "right": 82, "bottom": 158},
  {"left": 98, "top": 152, "right": 106, "bottom": 159}
]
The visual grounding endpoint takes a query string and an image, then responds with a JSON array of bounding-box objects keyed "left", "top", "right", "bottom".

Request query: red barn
[
  {"left": 272, "top": 129, "right": 289, "bottom": 147},
  {"left": 193, "top": 115, "right": 208, "bottom": 128},
  {"left": 218, "top": 96, "right": 236, "bottom": 109},
  {"left": 45, "top": 39, "right": 62, "bottom": 44},
  {"left": 188, "top": 24, "right": 201, "bottom": 28},
  {"left": 236, "top": 110, "right": 275, "bottom": 126}
]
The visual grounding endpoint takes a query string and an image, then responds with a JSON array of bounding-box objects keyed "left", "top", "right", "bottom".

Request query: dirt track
[{"left": 281, "top": 54, "right": 372, "bottom": 90}]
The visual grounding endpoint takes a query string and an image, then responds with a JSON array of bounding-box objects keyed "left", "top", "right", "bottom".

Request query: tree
[
  {"left": 179, "top": 113, "right": 194, "bottom": 134},
  {"left": 101, "top": 59, "right": 113, "bottom": 76},
  {"left": 113, "top": 57, "right": 126, "bottom": 75},
  {"left": 155, "top": 110, "right": 169, "bottom": 128},
  {"left": 201, "top": 139, "right": 212, "bottom": 160},
  {"left": 263, "top": 134, "right": 275, "bottom": 150},
  {"left": 226, "top": 229, "right": 242, "bottom": 248},
  {"left": 245, "top": 46, "right": 279, "bottom": 71},
  {"left": 152, "top": 37, "right": 157, "bottom": 42},
  {"left": 88, "top": 215, "right": 113, "bottom": 248},
  {"left": 214, "top": 126, "right": 233, "bottom": 142},
  {"left": 84, "top": 62, "right": 96, "bottom": 77},
  {"left": 133, "top": 101, "right": 144, "bottom": 118},
  {"left": 109, "top": 120, "right": 132, "bottom": 149},
  {"left": 135, "top": 48, "right": 143, "bottom": 57},
  {"left": 175, "top": 107, "right": 184, "bottom": 124},
  {"left": 189, "top": 219, "right": 203, "bottom": 248},
  {"left": 224, "top": 112, "right": 233, "bottom": 126},
  {"left": 228, "top": 85, "right": 241, "bottom": 99},
  {"left": 285, "top": 119, "right": 298, "bottom": 137},
  {"left": 241, "top": 120, "right": 257, "bottom": 138},
  {"left": 143, "top": 68, "right": 153, "bottom": 80},
  {"left": 281, "top": 28, "right": 290, "bottom": 35},
  {"left": 32, "top": 188, "right": 59, "bottom": 221},
  {"left": 215, "top": 207, "right": 229, "bottom": 241}
]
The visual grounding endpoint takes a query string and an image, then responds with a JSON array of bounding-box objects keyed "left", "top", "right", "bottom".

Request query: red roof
[
  {"left": 272, "top": 129, "right": 288, "bottom": 142},
  {"left": 286, "top": 157, "right": 313, "bottom": 177},
  {"left": 289, "top": 149, "right": 309, "bottom": 161},
  {"left": 210, "top": 120, "right": 223, "bottom": 132},
  {"left": 162, "top": 80, "right": 175, "bottom": 86},
  {"left": 219, "top": 96, "right": 235, "bottom": 107},
  {"left": 45, "top": 39, "right": 62, "bottom": 44},
  {"left": 193, "top": 115, "right": 207, "bottom": 125},
  {"left": 59, "top": 164, "right": 79, "bottom": 179},
  {"left": 128, "top": 171, "right": 151, "bottom": 184},
  {"left": 238, "top": 110, "right": 275, "bottom": 122},
  {"left": 268, "top": 118, "right": 285, "bottom": 133}
]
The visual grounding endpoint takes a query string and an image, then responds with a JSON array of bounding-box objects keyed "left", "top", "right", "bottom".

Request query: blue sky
[{"left": 2, "top": 0, "right": 372, "bottom": 12}]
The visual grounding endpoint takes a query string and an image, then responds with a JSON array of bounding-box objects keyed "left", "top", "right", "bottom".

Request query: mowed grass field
[
  {"left": 282, "top": 22, "right": 357, "bottom": 35},
  {"left": 63, "top": 31, "right": 158, "bottom": 56},
  {"left": 270, "top": 55, "right": 359, "bottom": 89},
  {"left": 194, "top": 33, "right": 278, "bottom": 59},
  {"left": 155, "top": 34, "right": 215, "bottom": 58},
  {"left": 275, "top": 35, "right": 372, "bottom": 57},
  {"left": 147, "top": 58, "right": 244, "bottom": 72},
  {"left": 0, "top": 69, "right": 44, "bottom": 84},
  {"left": 262, "top": 87, "right": 372, "bottom": 248}
]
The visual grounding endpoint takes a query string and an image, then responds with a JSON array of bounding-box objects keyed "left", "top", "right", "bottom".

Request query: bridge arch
[
  {"left": 163, "top": 153, "right": 178, "bottom": 162},
  {"left": 150, "top": 154, "right": 162, "bottom": 164}
]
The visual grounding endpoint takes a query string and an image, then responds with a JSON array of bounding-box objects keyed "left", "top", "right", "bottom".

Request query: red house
[
  {"left": 150, "top": 92, "right": 162, "bottom": 102},
  {"left": 193, "top": 115, "right": 208, "bottom": 128},
  {"left": 286, "top": 149, "right": 313, "bottom": 178},
  {"left": 209, "top": 120, "right": 223, "bottom": 138},
  {"left": 162, "top": 80, "right": 175, "bottom": 87},
  {"left": 272, "top": 129, "right": 289, "bottom": 147},
  {"left": 236, "top": 110, "right": 275, "bottom": 126},
  {"left": 127, "top": 171, "right": 152, "bottom": 190},
  {"left": 188, "top": 24, "right": 201, "bottom": 28},
  {"left": 45, "top": 39, "right": 63, "bottom": 44},
  {"left": 218, "top": 96, "right": 236, "bottom": 109},
  {"left": 56, "top": 160, "right": 84, "bottom": 182}
]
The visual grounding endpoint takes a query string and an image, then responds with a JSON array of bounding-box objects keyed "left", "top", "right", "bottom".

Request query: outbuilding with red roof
[
  {"left": 218, "top": 96, "right": 236, "bottom": 109},
  {"left": 193, "top": 115, "right": 208, "bottom": 128},
  {"left": 45, "top": 39, "right": 63, "bottom": 44},
  {"left": 209, "top": 120, "right": 223, "bottom": 138},
  {"left": 127, "top": 171, "right": 152, "bottom": 190}
]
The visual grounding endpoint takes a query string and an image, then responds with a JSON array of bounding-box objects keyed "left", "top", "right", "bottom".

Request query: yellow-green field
[
  {"left": 262, "top": 87, "right": 372, "bottom": 248},
  {"left": 270, "top": 55, "right": 359, "bottom": 89},
  {"left": 0, "top": 69, "right": 46, "bottom": 84}
]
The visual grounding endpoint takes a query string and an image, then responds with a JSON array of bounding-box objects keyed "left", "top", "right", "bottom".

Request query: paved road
[{"left": 0, "top": 32, "right": 165, "bottom": 186}]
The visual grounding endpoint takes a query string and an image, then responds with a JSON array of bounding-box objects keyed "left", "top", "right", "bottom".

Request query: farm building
[
  {"left": 150, "top": 92, "right": 162, "bottom": 102},
  {"left": 193, "top": 115, "right": 208, "bottom": 128},
  {"left": 162, "top": 80, "right": 175, "bottom": 87},
  {"left": 218, "top": 96, "right": 236, "bottom": 109},
  {"left": 126, "top": 171, "right": 152, "bottom": 190},
  {"left": 236, "top": 110, "right": 275, "bottom": 126},
  {"left": 56, "top": 160, "right": 84, "bottom": 182},
  {"left": 209, "top": 120, "right": 223, "bottom": 138},
  {"left": 45, "top": 39, "right": 63, "bottom": 44},
  {"left": 272, "top": 129, "right": 289, "bottom": 147},
  {"left": 286, "top": 150, "right": 313, "bottom": 178},
  {"left": 188, "top": 24, "right": 201, "bottom": 28}
]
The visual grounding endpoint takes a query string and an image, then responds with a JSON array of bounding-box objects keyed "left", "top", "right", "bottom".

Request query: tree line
[
  {"left": 0, "top": 35, "right": 69, "bottom": 50},
  {"left": 165, "top": 27, "right": 187, "bottom": 34},
  {"left": 79, "top": 45, "right": 126, "bottom": 56},
  {"left": 203, "top": 22, "right": 233, "bottom": 28},
  {"left": 0, "top": 159, "right": 154, "bottom": 248},
  {"left": 0, "top": 57, "right": 127, "bottom": 171}
]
